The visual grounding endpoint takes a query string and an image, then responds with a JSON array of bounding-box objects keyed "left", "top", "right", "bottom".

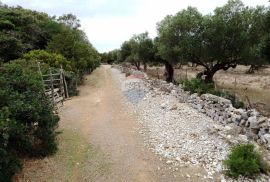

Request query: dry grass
[
  {"left": 15, "top": 128, "right": 111, "bottom": 182},
  {"left": 147, "top": 65, "right": 270, "bottom": 116}
]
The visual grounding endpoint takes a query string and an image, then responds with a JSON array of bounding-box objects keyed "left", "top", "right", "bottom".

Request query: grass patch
[{"left": 16, "top": 129, "right": 111, "bottom": 181}]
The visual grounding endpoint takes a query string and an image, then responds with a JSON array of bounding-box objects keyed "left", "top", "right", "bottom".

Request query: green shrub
[
  {"left": 212, "top": 90, "right": 245, "bottom": 108},
  {"left": 0, "top": 63, "right": 59, "bottom": 180},
  {"left": 182, "top": 78, "right": 244, "bottom": 108},
  {"left": 63, "top": 71, "right": 79, "bottom": 96},
  {"left": 0, "top": 108, "right": 22, "bottom": 182},
  {"left": 23, "top": 50, "right": 73, "bottom": 71},
  {"left": 183, "top": 78, "right": 214, "bottom": 95},
  {"left": 224, "top": 144, "right": 267, "bottom": 178}
]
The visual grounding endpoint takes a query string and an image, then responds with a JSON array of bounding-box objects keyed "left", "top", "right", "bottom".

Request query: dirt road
[{"left": 17, "top": 65, "right": 206, "bottom": 182}]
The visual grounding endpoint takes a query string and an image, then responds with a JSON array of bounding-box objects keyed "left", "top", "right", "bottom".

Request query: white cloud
[{"left": 2, "top": 0, "right": 269, "bottom": 52}]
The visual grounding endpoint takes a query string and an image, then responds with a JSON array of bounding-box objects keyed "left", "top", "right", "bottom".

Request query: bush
[
  {"left": 64, "top": 71, "right": 79, "bottom": 96},
  {"left": 23, "top": 50, "right": 73, "bottom": 71},
  {"left": 224, "top": 144, "right": 267, "bottom": 178},
  {"left": 183, "top": 78, "right": 214, "bottom": 95},
  {"left": 212, "top": 90, "right": 245, "bottom": 108},
  {"left": 0, "top": 63, "right": 59, "bottom": 180},
  {"left": 182, "top": 78, "right": 245, "bottom": 108},
  {"left": 0, "top": 108, "right": 22, "bottom": 182}
]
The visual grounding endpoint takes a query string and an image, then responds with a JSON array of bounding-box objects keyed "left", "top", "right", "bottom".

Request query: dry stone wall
[
  {"left": 115, "top": 65, "right": 270, "bottom": 150},
  {"left": 188, "top": 93, "right": 270, "bottom": 150}
]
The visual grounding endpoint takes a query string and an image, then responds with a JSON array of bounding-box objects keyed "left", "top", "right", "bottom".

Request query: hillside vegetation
[{"left": 0, "top": 3, "right": 100, "bottom": 181}]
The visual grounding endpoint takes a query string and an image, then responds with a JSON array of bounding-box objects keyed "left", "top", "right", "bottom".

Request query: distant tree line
[{"left": 103, "top": 0, "right": 270, "bottom": 83}]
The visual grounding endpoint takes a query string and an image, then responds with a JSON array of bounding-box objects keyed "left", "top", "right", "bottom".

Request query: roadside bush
[
  {"left": 23, "top": 50, "right": 73, "bottom": 71},
  {"left": 183, "top": 78, "right": 214, "bottom": 95},
  {"left": 64, "top": 71, "right": 79, "bottom": 96},
  {"left": 224, "top": 144, "right": 268, "bottom": 178},
  {"left": 0, "top": 108, "right": 22, "bottom": 182},
  {"left": 0, "top": 63, "right": 59, "bottom": 181},
  {"left": 212, "top": 90, "right": 245, "bottom": 109},
  {"left": 183, "top": 78, "right": 245, "bottom": 108}
]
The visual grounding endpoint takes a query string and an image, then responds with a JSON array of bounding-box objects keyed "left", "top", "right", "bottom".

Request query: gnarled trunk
[
  {"left": 196, "top": 62, "right": 237, "bottom": 83},
  {"left": 164, "top": 61, "right": 174, "bottom": 82}
]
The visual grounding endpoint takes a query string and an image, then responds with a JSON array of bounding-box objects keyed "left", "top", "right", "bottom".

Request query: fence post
[
  {"left": 61, "top": 65, "right": 69, "bottom": 98},
  {"left": 49, "top": 68, "right": 55, "bottom": 106}
]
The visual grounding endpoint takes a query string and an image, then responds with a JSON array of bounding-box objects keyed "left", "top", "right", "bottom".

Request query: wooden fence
[{"left": 38, "top": 63, "right": 69, "bottom": 109}]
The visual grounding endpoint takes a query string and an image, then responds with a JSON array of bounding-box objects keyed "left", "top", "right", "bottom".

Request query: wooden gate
[{"left": 38, "top": 63, "right": 69, "bottom": 109}]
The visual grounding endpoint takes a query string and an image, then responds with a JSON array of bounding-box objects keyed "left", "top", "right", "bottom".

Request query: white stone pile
[{"left": 112, "top": 66, "right": 270, "bottom": 181}]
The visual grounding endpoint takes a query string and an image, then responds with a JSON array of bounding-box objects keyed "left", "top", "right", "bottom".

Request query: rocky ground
[{"left": 112, "top": 66, "right": 270, "bottom": 181}]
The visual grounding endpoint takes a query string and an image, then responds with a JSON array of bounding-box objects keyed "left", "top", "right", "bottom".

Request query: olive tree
[
  {"left": 178, "top": 0, "right": 261, "bottom": 82},
  {"left": 120, "top": 39, "right": 141, "bottom": 70},
  {"left": 133, "top": 32, "right": 154, "bottom": 71},
  {"left": 156, "top": 15, "right": 180, "bottom": 82}
]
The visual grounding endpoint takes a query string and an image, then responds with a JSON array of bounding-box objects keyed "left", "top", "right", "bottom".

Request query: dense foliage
[
  {"left": 0, "top": 4, "right": 100, "bottom": 74},
  {"left": 119, "top": 32, "right": 155, "bottom": 71},
  {"left": 224, "top": 144, "right": 267, "bottom": 178},
  {"left": 156, "top": 0, "right": 269, "bottom": 82},
  {"left": 23, "top": 50, "right": 72, "bottom": 71},
  {"left": 101, "top": 50, "right": 120, "bottom": 64},
  {"left": 0, "top": 64, "right": 59, "bottom": 181}
]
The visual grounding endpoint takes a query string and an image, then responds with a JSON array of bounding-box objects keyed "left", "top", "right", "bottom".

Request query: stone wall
[
  {"left": 144, "top": 77, "right": 270, "bottom": 150},
  {"left": 117, "top": 65, "right": 270, "bottom": 150},
  {"left": 187, "top": 93, "right": 270, "bottom": 149}
]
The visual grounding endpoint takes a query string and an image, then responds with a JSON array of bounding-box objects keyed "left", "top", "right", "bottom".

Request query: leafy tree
[
  {"left": 165, "top": 1, "right": 251, "bottom": 82},
  {"left": 191, "top": 0, "right": 256, "bottom": 82},
  {"left": 156, "top": 15, "right": 180, "bottom": 82},
  {"left": 57, "top": 13, "right": 81, "bottom": 29},
  {"left": 119, "top": 32, "right": 154, "bottom": 71},
  {"left": 102, "top": 50, "right": 120, "bottom": 64},
  {"left": 155, "top": 0, "right": 269, "bottom": 83},
  {"left": 242, "top": 6, "right": 268, "bottom": 73},
  {"left": 0, "top": 4, "right": 61, "bottom": 62},
  {"left": 120, "top": 39, "right": 141, "bottom": 70},
  {"left": 133, "top": 32, "right": 154, "bottom": 71},
  {"left": 261, "top": 8, "right": 270, "bottom": 64},
  {"left": 46, "top": 27, "right": 100, "bottom": 75}
]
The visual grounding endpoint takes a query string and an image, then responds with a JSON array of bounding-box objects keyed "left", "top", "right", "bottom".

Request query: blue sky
[{"left": 2, "top": 0, "right": 269, "bottom": 53}]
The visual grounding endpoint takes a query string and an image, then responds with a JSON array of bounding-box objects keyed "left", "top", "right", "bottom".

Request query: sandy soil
[{"left": 16, "top": 65, "right": 208, "bottom": 182}]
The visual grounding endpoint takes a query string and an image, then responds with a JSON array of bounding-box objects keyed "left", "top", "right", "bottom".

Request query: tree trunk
[
  {"left": 196, "top": 69, "right": 215, "bottom": 83},
  {"left": 164, "top": 61, "right": 174, "bottom": 82},
  {"left": 134, "top": 62, "right": 140, "bottom": 70},
  {"left": 196, "top": 62, "right": 237, "bottom": 83},
  {"left": 246, "top": 64, "right": 260, "bottom": 74},
  {"left": 143, "top": 62, "right": 147, "bottom": 72}
]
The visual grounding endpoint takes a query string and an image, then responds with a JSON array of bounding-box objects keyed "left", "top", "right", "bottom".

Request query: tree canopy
[
  {"left": 115, "top": 0, "right": 270, "bottom": 83},
  {"left": 0, "top": 4, "right": 100, "bottom": 74}
]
